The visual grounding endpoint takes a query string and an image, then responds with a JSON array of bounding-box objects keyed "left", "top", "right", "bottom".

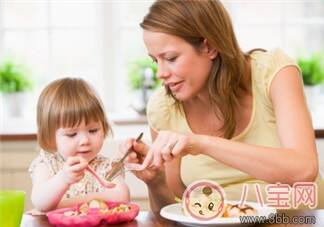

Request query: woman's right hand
[{"left": 123, "top": 138, "right": 165, "bottom": 185}]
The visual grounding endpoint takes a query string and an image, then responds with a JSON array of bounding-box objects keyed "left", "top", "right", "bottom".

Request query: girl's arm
[
  {"left": 31, "top": 157, "right": 88, "bottom": 211},
  {"left": 31, "top": 163, "right": 70, "bottom": 211},
  {"left": 57, "top": 176, "right": 130, "bottom": 208}
]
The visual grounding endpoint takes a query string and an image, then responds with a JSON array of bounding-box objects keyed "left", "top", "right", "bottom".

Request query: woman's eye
[
  {"left": 89, "top": 128, "right": 99, "bottom": 134},
  {"left": 166, "top": 56, "right": 177, "bottom": 62},
  {"left": 66, "top": 133, "right": 77, "bottom": 137}
]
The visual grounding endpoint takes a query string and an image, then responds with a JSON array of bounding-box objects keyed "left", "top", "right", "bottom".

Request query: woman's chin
[
  {"left": 173, "top": 95, "right": 184, "bottom": 101},
  {"left": 172, "top": 92, "right": 188, "bottom": 101},
  {"left": 173, "top": 92, "right": 196, "bottom": 102}
]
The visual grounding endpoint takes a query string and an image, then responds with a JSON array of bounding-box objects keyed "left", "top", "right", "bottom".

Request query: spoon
[{"left": 86, "top": 166, "right": 116, "bottom": 188}]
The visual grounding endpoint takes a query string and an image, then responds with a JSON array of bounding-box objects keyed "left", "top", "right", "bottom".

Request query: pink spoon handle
[{"left": 86, "top": 166, "right": 115, "bottom": 188}]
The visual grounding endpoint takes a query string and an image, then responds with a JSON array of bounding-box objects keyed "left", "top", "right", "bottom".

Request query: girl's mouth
[{"left": 77, "top": 150, "right": 91, "bottom": 154}]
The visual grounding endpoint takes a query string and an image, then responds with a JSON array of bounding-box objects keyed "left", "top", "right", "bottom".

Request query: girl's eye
[
  {"left": 89, "top": 128, "right": 99, "bottom": 134},
  {"left": 66, "top": 133, "right": 77, "bottom": 137},
  {"left": 194, "top": 202, "right": 202, "bottom": 207}
]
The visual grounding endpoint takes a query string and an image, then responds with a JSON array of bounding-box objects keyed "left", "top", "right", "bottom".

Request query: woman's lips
[{"left": 168, "top": 81, "right": 184, "bottom": 93}]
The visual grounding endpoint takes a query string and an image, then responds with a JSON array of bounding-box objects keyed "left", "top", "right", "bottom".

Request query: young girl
[{"left": 29, "top": 78, "right": 129, "bottom": 212}]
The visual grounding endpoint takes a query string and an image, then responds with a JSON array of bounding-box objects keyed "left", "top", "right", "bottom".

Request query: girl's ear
[{"left": 203, "top": 39, "right": 218, "bottom": 60}]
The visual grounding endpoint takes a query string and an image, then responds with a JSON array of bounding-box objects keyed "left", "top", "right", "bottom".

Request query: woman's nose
[{"left": 156, "top": 63, "right": 171, "bottom": 79}]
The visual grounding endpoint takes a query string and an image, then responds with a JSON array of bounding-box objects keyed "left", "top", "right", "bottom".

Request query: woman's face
[{"left": 143, "top": 30, "right": 216, "bottom": 101}]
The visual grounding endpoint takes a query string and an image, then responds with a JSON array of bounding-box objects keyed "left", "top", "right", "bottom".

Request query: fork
[{"left": 105, "top": 132, "right": 143, "bottom": 182}]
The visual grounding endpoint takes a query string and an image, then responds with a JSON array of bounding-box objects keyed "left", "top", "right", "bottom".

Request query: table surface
[{"left": 21, "top": 209, "right": 324, "bottom": 227}]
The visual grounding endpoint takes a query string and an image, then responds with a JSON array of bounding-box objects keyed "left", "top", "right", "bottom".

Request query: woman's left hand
[{"left": 142, "top": 130, "right": 200, "bottom": 168}]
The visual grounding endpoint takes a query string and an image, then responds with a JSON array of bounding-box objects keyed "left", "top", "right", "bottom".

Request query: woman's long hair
[{"left": 141, "top": 0, "right": 251, "bottom": 138}]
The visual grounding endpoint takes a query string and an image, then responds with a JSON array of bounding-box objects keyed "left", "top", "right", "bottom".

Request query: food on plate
[
  {"left": 47, "top": 199, "right": 140, "bottom": 227},
  {"left": 63, "top": 199, "right": 108, "bottom": 217},
  {"left": 222, "top": 203, "right": 257, "bottom": 217},
  {"left": 88, "top": 199, "right": 108, "bottom": 209},
  {"left": 63, "top": 210, "right": 85, "bottom": 217},
  {"left": 100, "top": 204, "right": 130, "bottom": 214},
  {"left": 78, "top": 202, "right": 89, "bottom": 214}
]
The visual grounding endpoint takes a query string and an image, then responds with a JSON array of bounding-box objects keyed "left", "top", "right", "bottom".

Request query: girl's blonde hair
[
  {"left": 37, "top": 77, "right": 111, "bottom": 151},
  {"left": 141, "top": 0, "right": 250, "bottom": 138}
]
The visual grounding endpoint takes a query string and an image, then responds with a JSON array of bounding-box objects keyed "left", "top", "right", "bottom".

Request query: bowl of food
[{"left": 47, "top": 199, "right": 140, "bottom": 227}]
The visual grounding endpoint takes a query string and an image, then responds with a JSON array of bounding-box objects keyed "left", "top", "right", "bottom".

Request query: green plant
[
  {"left": 298, "top": 53, "right": 324, "bottom": 86},
  {"left": 128, "top": 57, "right": 160, "bottom": 90},
  {"left": 0, "top": 60, "right": 33, "bottom": 93}
]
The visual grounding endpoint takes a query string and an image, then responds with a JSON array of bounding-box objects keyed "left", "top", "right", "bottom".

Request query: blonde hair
[
  {"left": 141, "top": 0, "right": 250, "bottom": 138},
  {"left": 37, "top": 77, "right": 111, "bottom": 151}
]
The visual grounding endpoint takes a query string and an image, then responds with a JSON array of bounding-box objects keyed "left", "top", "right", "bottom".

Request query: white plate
[{"left": 160, "top": 201, "right": 276, "bottom": 226}]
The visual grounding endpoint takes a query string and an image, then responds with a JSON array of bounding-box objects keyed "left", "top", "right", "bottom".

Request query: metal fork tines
[{"left": 105, "top": 132, "right": 143, "bottom": 182}]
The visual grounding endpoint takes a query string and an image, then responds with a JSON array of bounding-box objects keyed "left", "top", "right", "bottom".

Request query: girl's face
[
  {"left": 143, "top": 30, "right": 216, "bottom": 101},
  {"left": 55, "top": 120, "right": 105, "bottom": 162}
]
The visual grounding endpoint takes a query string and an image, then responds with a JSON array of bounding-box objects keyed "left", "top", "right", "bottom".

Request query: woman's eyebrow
[{"left": 148, "top": 50, "right": 176, "bottom": 58}]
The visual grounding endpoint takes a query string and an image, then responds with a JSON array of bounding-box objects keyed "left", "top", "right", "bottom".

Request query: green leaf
[
  {"left": 0, "top": 59, "right": 33, "bottom": 93},
  {"left": 298, "top": 52, "right": 324, "bottom": 86},
  {"left": 127, "top": 57, "right": 160, "bottom": 90}
]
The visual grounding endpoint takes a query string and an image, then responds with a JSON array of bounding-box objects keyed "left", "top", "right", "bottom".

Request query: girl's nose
[{"left": 79, "top": 133, "right": 90, "bottom": 145}]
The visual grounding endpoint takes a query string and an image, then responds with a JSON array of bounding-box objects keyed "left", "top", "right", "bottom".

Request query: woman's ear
[{"left": 203, "top": 39, "right": 218, "bottom": 60}]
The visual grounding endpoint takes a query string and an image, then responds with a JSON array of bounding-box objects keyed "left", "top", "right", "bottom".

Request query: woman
[{"left": 125, "top": 0, "right": 320, "bottom": 211}]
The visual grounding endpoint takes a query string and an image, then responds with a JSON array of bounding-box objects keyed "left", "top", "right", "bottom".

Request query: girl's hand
[
  {"left": 122, "top": 138, "right": 165, "bottom": 185},
  {"left": 142, "top": 131, "right": 198, "bottom": 168},
  {"left": 61, "top": 156, "right": 88, "bottom": 185}
]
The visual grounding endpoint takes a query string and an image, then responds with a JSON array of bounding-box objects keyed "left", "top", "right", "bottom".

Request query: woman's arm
[
  {"left": 196, "top": 66, "right": 318, "bottom": 185},
  {"left": 164, "top": 155, "right": 186, "bottom": 198},
  {"left": 147, "top": 128, "right": 182, "bottom": 212},
  {"left": 122, "top": 135, "right": 179, "bottom": 211},
  {"left": 144, "top": 66, "right": 318, "bottom": 186}
]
